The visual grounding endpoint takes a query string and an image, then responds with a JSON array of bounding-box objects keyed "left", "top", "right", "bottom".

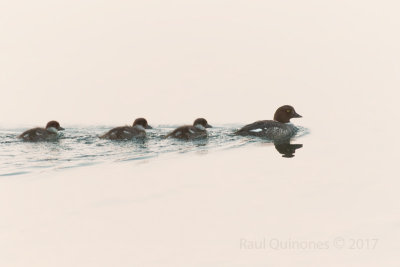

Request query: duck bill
[
  {"left": 206, "top": 124, "right": 212, "bottom": 128},
  {"left": 292, "top": 112, "right": 302, "bottom": 118},
  {"left": 146, "top": 125, "right": 153, "bottom": 129},
  {"left": 58, "top": 127, "right": 65, "bottom": 131}
]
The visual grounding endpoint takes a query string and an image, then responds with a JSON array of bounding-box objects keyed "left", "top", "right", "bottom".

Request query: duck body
[
  {"left": 167, "top": 125, "right": 207, "bottom": 140},
  {"left": 236, "top": 120, "right": 298, "bottom": 140},
  {"left": 235, "top": 105, "right": 302, "bottom": 141},
  {"left": 100, "top": 125, "right": 146, "bottom": 140},
  {"left": 100, "top": 118, "right": 152, "bottom": 140},
  {"left": 167, "top": 118, "right": 212, "bottom": 140},
  {"left": 19, "top": 121, "right": 64, "bottom": 142}
]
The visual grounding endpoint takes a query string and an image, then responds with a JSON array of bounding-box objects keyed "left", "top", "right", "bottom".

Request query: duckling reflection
[{"left": 274, "top": 139, "right": 303, "bottom": 158}]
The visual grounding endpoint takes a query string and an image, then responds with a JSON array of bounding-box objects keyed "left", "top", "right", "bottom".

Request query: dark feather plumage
[
  {"left": 166, "top": 118, "right": 211, "bottom": 140},
  {"left": 166, "top": 125, "right": 207, "bottom": 140},
  {"left": 100, "top": 126, "right": 146, "bottom": 140},
  {"left": 19, "top": 128, "right": 58, "bottom": 141},
  {"left": 235, "top": 120, "right": 298, "bottom": 140}
]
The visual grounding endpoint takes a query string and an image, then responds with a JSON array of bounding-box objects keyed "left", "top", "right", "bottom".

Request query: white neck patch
[
  {"left": 194, "top": 124, "right": 205, "bottom": 131},
  {"left": 47, "top": 127, "right": 58, "bottom": 133},
  {"left": 134, "top": 125, "right": 145, "bottom": 131}
]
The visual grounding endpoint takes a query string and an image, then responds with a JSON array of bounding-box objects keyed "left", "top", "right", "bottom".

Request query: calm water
[{"left": 0, "top": 125, "right": 308, "bottom": 176}]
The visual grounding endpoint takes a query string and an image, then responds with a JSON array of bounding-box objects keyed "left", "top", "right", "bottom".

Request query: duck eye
[{"left": 286, "top": 109, "right": 291, "bottom": 113}]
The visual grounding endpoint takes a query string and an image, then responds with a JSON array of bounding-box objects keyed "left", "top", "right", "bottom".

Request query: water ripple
[{"left": 0, "top": 125, "right": 308, "bottom": 176}]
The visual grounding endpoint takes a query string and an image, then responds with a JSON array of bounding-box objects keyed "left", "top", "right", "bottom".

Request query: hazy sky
[{"left": 1, "top": 1, "right": 399, "bottom": 126}]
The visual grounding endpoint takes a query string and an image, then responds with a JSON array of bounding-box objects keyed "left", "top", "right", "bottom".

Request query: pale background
[
  {"left": 1, "top": 0, "right": 399, "bottom": 126},
  {"left": 1, "top": 1, "right": 400, "bottom": 266}
]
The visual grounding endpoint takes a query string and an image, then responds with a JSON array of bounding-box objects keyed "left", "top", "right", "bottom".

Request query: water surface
[{"left": 0, "top": 125, "right": 308, "bottom": 176}]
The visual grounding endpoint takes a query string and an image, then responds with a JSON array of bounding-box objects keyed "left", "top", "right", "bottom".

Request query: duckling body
[
  {"left": 167, "top": 118, "right": 212, "bottom": 140},
  {"left": 100, "top": 118, "right": 152, "bottom": 140},
  {"left": 19, "top": 121, "right": 64, "bottom": 142}
]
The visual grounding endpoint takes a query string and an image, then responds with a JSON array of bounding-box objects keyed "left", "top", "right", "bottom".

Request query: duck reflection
[{"left": 274, "top": 139, "right": 303, "bottom": 158}]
